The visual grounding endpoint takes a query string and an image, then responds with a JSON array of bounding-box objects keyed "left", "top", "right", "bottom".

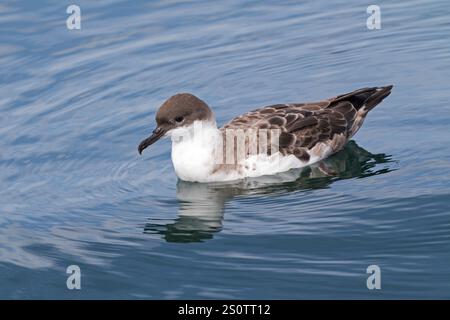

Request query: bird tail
[{"left": 332, "top": 85, "right": 393, "bottom": 115}]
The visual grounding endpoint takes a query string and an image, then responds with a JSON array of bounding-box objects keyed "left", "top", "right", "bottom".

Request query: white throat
[{"left": 169, "top": 120, "right": 221, "bottom": 182}]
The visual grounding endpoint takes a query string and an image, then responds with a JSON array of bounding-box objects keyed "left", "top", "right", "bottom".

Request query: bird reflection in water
[{"left": 143, "top": 141, "right": 396, "bottom": 243}]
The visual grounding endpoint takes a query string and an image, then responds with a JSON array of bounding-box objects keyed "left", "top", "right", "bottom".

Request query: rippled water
[{"left": 1, "top": 0, "right": 450, "bottom": 299}]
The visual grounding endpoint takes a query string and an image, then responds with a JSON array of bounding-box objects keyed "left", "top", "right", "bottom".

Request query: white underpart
[
  {"left": 169, "top": 120, "right": 331, "bottom": 183},
  {"left": 169, "top": 121, "right": 219, "bottom": 182}
]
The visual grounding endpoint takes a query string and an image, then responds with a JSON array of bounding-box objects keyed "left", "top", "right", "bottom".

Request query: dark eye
[{"left": 174, "top": 116, "right": 184, "bottom": 123}]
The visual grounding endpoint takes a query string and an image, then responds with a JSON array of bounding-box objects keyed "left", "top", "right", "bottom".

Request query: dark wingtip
[
  {"left": 331, "top": 85, "right": 394, "bottom": 113},
  {"left": 379, "top": 84, "right": 394, "bottom": 98},
  {"left": 363, "top": 85, "right": 394, "bottom": 112}
]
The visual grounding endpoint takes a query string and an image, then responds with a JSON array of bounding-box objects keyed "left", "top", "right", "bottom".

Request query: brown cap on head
[
  {"left": 138, "top": 93, "right": 213, "bottom": 154},
  {"left": 156, "top": 93, "right": 213, "bottom": 128}
]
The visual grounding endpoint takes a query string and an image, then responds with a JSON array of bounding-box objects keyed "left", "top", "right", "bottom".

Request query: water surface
[{"left": 1, "top": 0, "right": 450, "bottom": 299}]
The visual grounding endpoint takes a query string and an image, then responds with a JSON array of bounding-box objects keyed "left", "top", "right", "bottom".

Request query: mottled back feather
[{"left": 220, "top": 86, "right": 393, "bottom": 162}]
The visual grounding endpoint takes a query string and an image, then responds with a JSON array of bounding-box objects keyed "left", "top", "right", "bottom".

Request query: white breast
[
  {"left": 168, "top": 121, "right": 333, "bottom": 182},
  {"left": 170, "top": 121, "right": 219, "bottom": 182}
]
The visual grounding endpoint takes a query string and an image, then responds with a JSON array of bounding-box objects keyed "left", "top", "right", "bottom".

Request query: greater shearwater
[{"left": 138, "top": 85, "right": 393, "bottom": 182}]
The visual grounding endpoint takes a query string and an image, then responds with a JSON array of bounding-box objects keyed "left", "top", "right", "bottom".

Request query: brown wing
[
  {"left": 220, "top": 101, "right": 354, "bottom": 160},
  {"left": 220, "top": 86, "right": 392, "bottom": 162},
  {"left": 279, "top": 102, "right": 357, "bottom": 161},
  {"left": 221, "top": 102, "right": 329, "bottom": 131}
]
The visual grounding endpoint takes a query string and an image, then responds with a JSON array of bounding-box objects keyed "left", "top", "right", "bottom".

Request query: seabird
[{"left": 138, "top": 85, "right": 393, "bottom": 182}]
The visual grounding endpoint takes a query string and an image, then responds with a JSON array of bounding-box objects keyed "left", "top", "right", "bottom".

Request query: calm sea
[{"left": 1, "top": 0, "right": 449, "bottom": 298}]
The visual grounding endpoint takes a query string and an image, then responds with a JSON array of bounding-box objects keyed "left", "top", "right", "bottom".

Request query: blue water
[{"left": 1, "top": 0, "right": 450, "bottom": 299}]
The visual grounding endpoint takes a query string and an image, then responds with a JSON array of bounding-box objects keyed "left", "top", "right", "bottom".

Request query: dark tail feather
[{"left": 332, "top": 85, "right": 393, "bottom": 113}]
